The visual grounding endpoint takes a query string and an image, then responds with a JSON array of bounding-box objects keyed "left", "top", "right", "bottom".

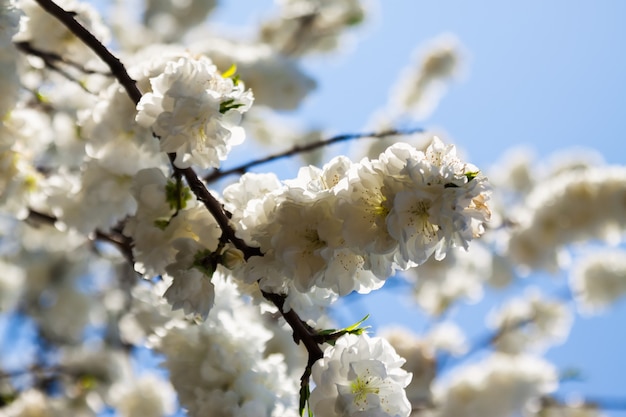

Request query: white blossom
[
  {"left": 143, "top": 0, "right": 217, "bottom": 42},
  {"left": 507, "top": 166, "right": 626, "bottom": 272},
  {"left": 108, "top": 373, "right": 177, "bottom": 417},
  {"left": 310, "top": 333, "right": 412, "bottom": 417},
  {"left": 163, "top": 238, "right": 219, "bottom": 320},
  {"left": 390, "top": 34, "right": 462, "bottom": 120},
  {"left": 136, "top": 54, "right": 253, "bottom": 169},
  {"left": 260, "top": 0, "right": 366, "bottom": 56},
  {"left": 157, "top": 274, "right": 299, "bottom": 417},
  {"left": 124, "top": 168, "right": 221, "bottom": 278},
  {"left": 405, "top": 242, "right": 492, "bottom": 316},
  {"left": 525, "top": 398, "right": 606, "bottom": 417},
  {"left": 488, "top": 288, "right": 573, "bottom": 353},
  {"left": 338, "top": 138, "right": 490, "bottom": 273},
  {"left": 433, "top": 353, "right": 558, "bottom": 417},
  {"left": 570, "top": 249, "right": 626, "bottom": 314}
]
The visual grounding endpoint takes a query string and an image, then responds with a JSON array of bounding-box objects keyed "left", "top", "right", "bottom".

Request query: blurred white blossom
[{"left": 570, "top": 249, "right": 626, "bottom": 314}]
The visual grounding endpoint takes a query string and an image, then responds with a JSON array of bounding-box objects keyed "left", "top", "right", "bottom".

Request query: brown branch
[
  {"left": 176, "top": 163, "right": 262, "bottom": 259},
  {"left": 15, "top": 41, "right": 111, "bottom": 76},
  {"left": 15, "top": 41, "right": 98, "bottom": 94},
  {"left": 33, "top": 0, "right": 142, "bottom": 104},
  {"left": 204, "top": 127, "right": 424, "bottom": 182},
  {"left": 27, "top": 209, "right": 135, "bottom": 265}
]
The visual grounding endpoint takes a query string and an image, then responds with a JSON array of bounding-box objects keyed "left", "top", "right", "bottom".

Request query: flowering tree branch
[
  {"left": 2, "top": 1, "right": 624, "bottom": 416},
  {"left": 31, "top": 4, "right": 331, "bottom": 403}
]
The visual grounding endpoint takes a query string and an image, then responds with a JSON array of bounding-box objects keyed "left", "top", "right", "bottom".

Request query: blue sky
[{"left": 213, "top": 1, "right": 626, "bottom": 415}]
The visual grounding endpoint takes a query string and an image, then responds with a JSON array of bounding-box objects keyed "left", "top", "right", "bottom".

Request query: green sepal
[
  {"left": 192, "top": 249, "right": 216, "bottom": 276},
  {"left": 316, "top": 328, "right": 338, "bottom": 336},
  {"left": 165, "top": 179, "right": 191, "bottom": 210},
  {"left": 219, "top": 98, "right": 245, "bottom": 114},
  {"left": 317, "top": 314, "right": 371, "bottom": 345},
  {"left": 153, "top": 218, "right": 170, "bottom": 230},
  {"left": 344, "top": 314, "right": 370, "bottom": 333},
  {"left": 465, "top": 170, "right": 480, "bottom": 182}
]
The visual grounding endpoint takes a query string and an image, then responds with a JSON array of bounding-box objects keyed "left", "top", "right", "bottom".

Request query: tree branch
[
  {"left": 33, "top": 0, "right": 142, "bottom": 104},
  {"left": 204, "top": 127, "right": 424, "bottom": 182},
  {"left": 26, "top": 209, "right": 135, "bottom": 266},
  {"left": 15, "top": 41, "right": 111, "bottom": 75}
]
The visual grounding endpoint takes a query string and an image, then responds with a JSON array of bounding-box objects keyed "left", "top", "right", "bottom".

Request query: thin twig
[
  {"left": 15, "top": 41, "right": 98, "bottom": 94},
  {"left": 204, "top": 127, "right": 424, "bottom": 182},
  {"left": 15, "top": 41, "right": 111, "bottom": 75},
  {"left": 27, "top": 209, "right": 135, "bottom": 265},
  {"left": 541, "top": 395, "right": 626, "bottom": 412}
]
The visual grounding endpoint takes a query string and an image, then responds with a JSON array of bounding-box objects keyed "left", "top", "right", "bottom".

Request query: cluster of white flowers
[
  {"left": 404, "top": 241, "right": 493, "bottom": 315},
  {"left": 224, "top": 137, "right": 490, "bottom": 315},
  {"left": 157, "top": 274, "right": 300, "bottom": 417},
  {"left": 123, "top": 168, "right": 222, "bottom": 319},
  {"left": 0, "top": 108, "right": 48, "bottom": 216},
  {"left": 488, "top": 288, "right": 573, "bottom": 353},
  {"left": 390, "top": 34, "right": 462, "bottom": 121},
  {"left": 433, "top": 353, "right": 558, "bottom": 417},
  {"left": 507, "top": 166, "right": 626, "bottom": 272},
  {"left": 108, "top": 373, "right": 177, "bottom": 417},
  {"left": 310, "top": 333, "right": 413, "bottom": 417},
  {"left": 143, "top": 0, "right": 217, "bottom": 42},
  {"left": 4, "top": 1, "right": 625, "bottom": 416},
  {"left": 260, "top": 0, "right": 366, "bottom": 56},
  {"left": 136, "top": 54, "right": 254, "bottom": 169},
  {"left": 570, "top": 249, "right": 626, "bottom": 314}
]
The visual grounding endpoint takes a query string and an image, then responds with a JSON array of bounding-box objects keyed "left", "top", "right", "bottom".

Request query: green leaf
[
  {"left": 222, "top": 63, "right": 237, "bottom": 79},
  {"left": 153, "top": 219, "right": 170, "bottom": 230},
  {"left": 219, "top": 98, "right": 245, "bottom": 114},
  {"left": 316, "top": 328, "right": 338, "bottom": 336},
  {"left": 465, "top": 170, "right": 480, "bottom": 182},
  {"left": 165, "top": 179, "right": 191, "bottom": 210},
  {"left": 299, "top": 383, "right": 310, "bottom": 417},
  {"left": 344, "top": 314, "right": 370, "bottom": 332},
  {"left": 192, "top": 249, "right": 215, "bottom": 276}
]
